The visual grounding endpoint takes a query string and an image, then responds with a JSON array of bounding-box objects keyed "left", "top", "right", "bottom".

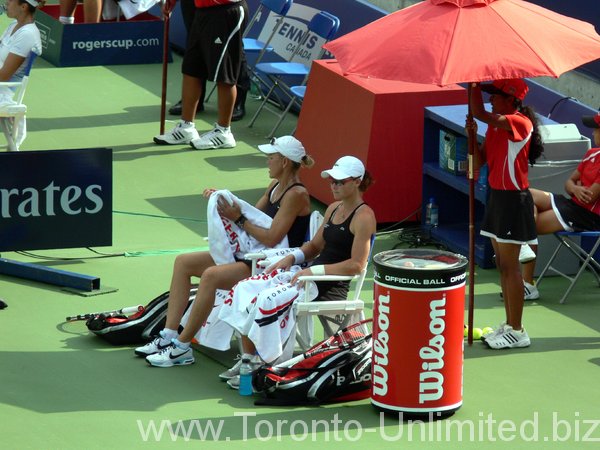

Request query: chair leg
[
  {"left": 0, "top": 118, "right": 17, "bottom": 152},
  {"left": 247, "top": 83, "right": 277, "bottom": 128},
  {"left": 535, "top": 234, "right": 564, "bottom": 289},
  {"left": 268, "top": 97, "right": 297, "bottom": 138},
  {"left": 541, "top": 233, "right": 600, "bottom": 304}
]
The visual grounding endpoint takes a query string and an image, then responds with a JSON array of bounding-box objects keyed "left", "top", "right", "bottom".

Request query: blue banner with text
[{"left": 0, "top": 148, "right": 113, "bottom": 251}]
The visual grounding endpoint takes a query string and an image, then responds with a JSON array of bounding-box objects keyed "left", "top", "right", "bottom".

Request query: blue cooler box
[{"left": 439, "top": 129, "right": 468, "bottom": 175}]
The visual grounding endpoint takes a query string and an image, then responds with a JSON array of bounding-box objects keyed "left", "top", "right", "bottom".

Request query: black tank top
[
  {"left": 265, "top": 182, "right": 310, "bottom": 248},
  {"left": 313, "top": 202, "right": 365, "bottom": 301}
]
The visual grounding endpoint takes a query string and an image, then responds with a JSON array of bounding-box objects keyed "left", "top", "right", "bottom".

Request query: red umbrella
[{"left": 324, "top": 0, "right": 600, "bottom": 344}]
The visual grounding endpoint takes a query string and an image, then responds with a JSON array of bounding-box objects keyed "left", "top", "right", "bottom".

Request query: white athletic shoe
[
  {"left": 524, "top": 281, "right": 540, "bottom": 301},
  {"left": 481, "top": 322, "right": 507, "bottom": 342},
  {"left": 190, "top": 125, "right": 236, "bottom": 150},
  {"left": 134, "top": 337, "right": 171, "bottom": 357},
  {"left": 153, "top": 122, "right": 199, "bottom": 145},
  {"left": 225, "top": 356, "right": 263, "bottom": 389},
  {"left": 145, "top": 344, "right": 195, "bottom": 367},
  {"left": 519, "top": 244, "right": 536, "bottom": 264},
  {"left": 485, "top": 325, "right": 531, "bottom": 349},
  {"left": 219, "top": 357, "right": 243, "bottom": 381}
]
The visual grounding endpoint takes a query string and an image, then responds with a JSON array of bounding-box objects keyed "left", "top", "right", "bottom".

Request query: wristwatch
[{"left": 235, "top": 214, "right": 247, "bottom": 227}]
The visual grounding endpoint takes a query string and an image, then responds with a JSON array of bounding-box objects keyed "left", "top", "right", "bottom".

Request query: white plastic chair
[
  {"left": 0, "top": 53, "right": 37, "bottom": 152},
  {"left": 536, "top": 231, "right": 600, "bottom": 304},
  {"left": 246, "top": 229, "right": 374, "bottom": 354},
  {"left": 293, "top": 234, "right": 375, "bottom": 350},
  {"left": 245, "top": 210, "right": 323, "bottom": 274}
]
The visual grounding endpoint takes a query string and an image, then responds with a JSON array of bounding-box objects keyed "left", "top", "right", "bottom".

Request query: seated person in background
[
  {"left": 521, "top": 112, "right": 600, "bottom": 299},
  {"left": 135, "top": 136, "right": 314, "bottom": 366},
  {"left": 0, "top": 0, "right": 42, "bottom": 86},
  {"left": 221, "top": 156, "right": 377, "bottom": 388},
  {"left": 0, "top": 0, "right": 43, "bottom": 148}
]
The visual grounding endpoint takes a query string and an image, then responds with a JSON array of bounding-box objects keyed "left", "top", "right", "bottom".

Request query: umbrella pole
[
  {"left": 466, "top": 86, "right": 476, "bottom": 346},
  {"left": 160, "top": 3, "right": 172, "bottom": 135}
]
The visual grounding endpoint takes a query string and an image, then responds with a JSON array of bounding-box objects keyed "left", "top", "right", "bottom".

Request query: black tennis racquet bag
[
  {"left": 252, "top": 319, "right": 373, "bottom": 406},
  {"left": 85, "top": 288, "right": 195, "bottom": 345}
]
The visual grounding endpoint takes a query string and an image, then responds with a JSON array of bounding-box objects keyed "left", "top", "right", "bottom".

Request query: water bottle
[
  {"left": 425, "top": 197, "right": 439, "bottom": 228},
  {"left": 249, "top": 75, "right": 262, "bottom": 100},
  {"left": 477, "top": 163, "right": 489, "bottom": 188},
  {"left": 238, "top": 357, "right": 253, "bottom": 396}
]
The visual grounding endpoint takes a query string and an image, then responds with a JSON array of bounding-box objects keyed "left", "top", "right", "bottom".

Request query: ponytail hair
[
  {"left": 290, "top": 154, "right": 315, "bottom": 171},
  {"left": 516, "top": 100, "right": 544, "bottom": 165},
  {"left": 359, "top": 170, "right": 374, "bottom": 193}
]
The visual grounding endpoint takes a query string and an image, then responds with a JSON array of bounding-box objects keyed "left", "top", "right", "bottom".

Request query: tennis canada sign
[{"left": 0, "top": 148, "right": 112, "bottom": 251}]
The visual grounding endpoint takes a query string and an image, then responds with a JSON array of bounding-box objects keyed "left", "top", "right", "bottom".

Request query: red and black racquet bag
[
  {"left": 86, "top": 289, "right": 194, "bottom": 345},
  {"left": 253, "top": 320, "right": 373, "bottom": 406}
]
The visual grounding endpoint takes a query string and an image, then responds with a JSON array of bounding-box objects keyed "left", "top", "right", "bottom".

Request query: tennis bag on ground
[
  {"left": 252, "top": 320, "right": 373, "bottom": 406},
  {"left": 86, "top": 288, "right": 195, "bottom": 345}
]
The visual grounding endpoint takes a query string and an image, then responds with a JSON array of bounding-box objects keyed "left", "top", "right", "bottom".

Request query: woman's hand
[
  {"left": 572, "top": 184, "right": 594, "bottom": 204},
  {"left": 265, "top": 254, "right": 294, "bottom": 273},
  {"left": 290, "top": 267, "right": 313, "bottom": 285},
  {"left": 217, "top": 196, "right": 242, "bottom": 221},
  {"left": 465, "top": 115, "right": 478, "bottom": 134},
  {"left": 203, "top": 188, "right": 217, "bottom": 198}
]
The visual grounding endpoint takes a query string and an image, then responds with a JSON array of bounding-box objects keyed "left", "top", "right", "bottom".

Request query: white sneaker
[
  {"left": 481, "top": 322, "right": 507, "bottom": 342},
  {"left": 190, "top": 124, "right": 236, "bottom": 150},
  {"left": 485, "top": 325, "right": 531, "bottom": 349},
  {"left": 519, "top": 244, "right": 536, "bottom": 264},
  {"left": 145, "top": 343, "right": 195, "bottom": 367},
  {"left": 524, "top": 281, "right": 540, "bottom": 301},
  {"left": 153, "top": 121, "right": 199, "bottom": 145},
  {"left": 219, "top": 357, "right": 242, "bottom": 381},
  {"left": 225, "top": 355, "right": 263, "bottom": 388},
  {"left": 134, "top": 337, "right": 171, "bottom": 357}
]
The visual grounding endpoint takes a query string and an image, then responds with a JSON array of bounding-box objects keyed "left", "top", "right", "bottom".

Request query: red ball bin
[{"left": 371, "top": 249, "right": 468, "bottom": 418}]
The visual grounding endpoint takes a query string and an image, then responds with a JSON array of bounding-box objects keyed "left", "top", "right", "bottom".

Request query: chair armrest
[
  {"left": 244, "top": 252, "right": 266, "bottom": 260},
  {"left": 0, "top": 82, "right": 22, "bottom": 88},
  {"left": 297, "top": 274, "right": 358, "bottom": 282}
]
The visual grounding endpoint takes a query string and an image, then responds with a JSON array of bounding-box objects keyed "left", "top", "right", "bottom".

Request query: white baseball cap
[
  {"left": 321, "top": 156, "right": 365, "bottom": 180},
  {"left": 258, "top": 136, "right": 306, "bottom": 163}
]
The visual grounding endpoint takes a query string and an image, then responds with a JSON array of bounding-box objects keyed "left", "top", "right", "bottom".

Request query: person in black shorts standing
[
  {"left": 154, "top": 0, "right": 248, "bottom": 150},
  {"left": 169, "top": 0, "right": 249, "bottom": 121}
]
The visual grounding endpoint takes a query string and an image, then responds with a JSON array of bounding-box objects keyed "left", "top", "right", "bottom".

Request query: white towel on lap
[
  {"left": 214, "top": 267, "right": 318, "bottom": 363},
  {"left": 180, "top": 289, "right": 234, "bottom": 351}
]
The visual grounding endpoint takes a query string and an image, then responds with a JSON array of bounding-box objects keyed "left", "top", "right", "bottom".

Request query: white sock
[
  {"left": 215, "top": 123, "right": 230, "bottom": 133},
  {"left": 172, "top": 338, "right": 190, "bottom": 351},
  {"left": 179, "top": 120, "right": 194, "bottom": 128},
  {"left": 158, "top": 328, "right": 177, "bottom": 345},
  {"left": 59, "top": 16, "right": 75, "bottom": 24}
]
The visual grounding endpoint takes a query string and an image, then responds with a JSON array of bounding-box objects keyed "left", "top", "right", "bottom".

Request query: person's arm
[
  {"left": 0, "top": 53, "right": 26, "bottom": 81},
  {"left": 469, "top": 83, "right": 513, "bottom": 132},
  {"left": 565, "top": 169, "right": 600, "bottom": 205},
  {"left": 266, "top": 203, "right": 335, "bottom": 273},
  {"left": 291, "top": 205, "right": 376, "bottom": 283},
  {"left": 217, "top": 184, "right": 310, "bottom": 248}
]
